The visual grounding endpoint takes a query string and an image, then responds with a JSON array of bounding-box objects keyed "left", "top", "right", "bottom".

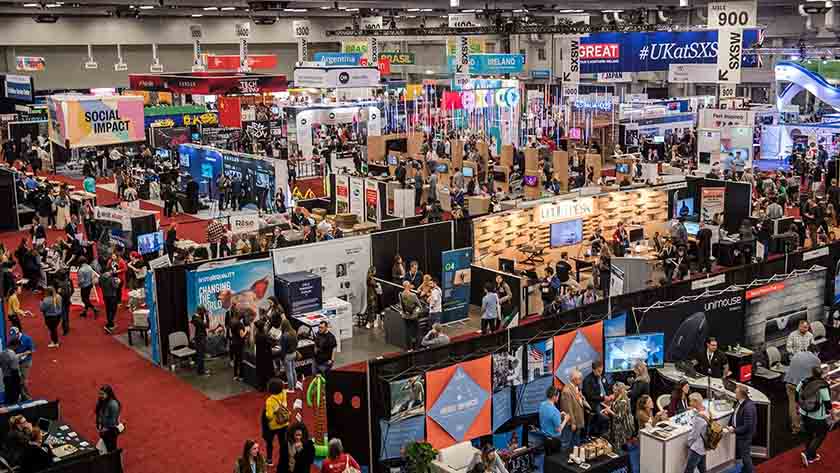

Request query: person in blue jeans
[{"left": 684, "top": 393, "right": 709, "bottom": 473}]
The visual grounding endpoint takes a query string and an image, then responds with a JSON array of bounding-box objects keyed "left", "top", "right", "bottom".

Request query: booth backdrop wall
[{"left": 371, "top": 221, "right": 454, "bottom": 286}]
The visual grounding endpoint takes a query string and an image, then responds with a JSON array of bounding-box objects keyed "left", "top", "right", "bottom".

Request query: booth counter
[{"left": 640, "top": 401, "right": 736, "bottom": 473}]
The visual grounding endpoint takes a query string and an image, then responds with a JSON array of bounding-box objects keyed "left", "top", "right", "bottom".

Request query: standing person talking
[
  {"left": 77, "top": 257, "right": 99, "bottom": 318},
  {"left": 39, "top": 287, "right": 63, "bottom": 348},
  {"left": 99, "top": 270, "right": 122, "bottom": 334},
  {"left": 480, "top": 282, "right": 500, "bottom": 335},
  {"left": 229, "top": 312, "right": 247, "bottom": 382},
  {"left": 191, "top": 306, "right": 210, "bottom": 376},
  {"left": 95, "top": 385, "right": 122, "bottom": 453},
  {"left": 280, "top": 320, "right": 299, "bottom": 390}
]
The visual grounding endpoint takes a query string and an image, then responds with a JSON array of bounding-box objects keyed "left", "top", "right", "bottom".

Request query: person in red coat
[{"left": 321, "top": 439, "right": 360, "bottom": 473}]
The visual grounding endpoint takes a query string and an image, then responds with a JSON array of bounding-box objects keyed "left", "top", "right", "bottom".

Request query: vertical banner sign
[
  {"left": 293, "top": 20, "right": 311, "bottom": 63},
  {"left": 365, "top": 179, "right": 380, "bottom": 225},
  {"left": 362, "top": 16, "right": 383, "bottom": 66},
  {"left": 190, "top": 24, "right": 204, "bottom": 72},
  {"left": 367, "top": 37, "right": 379, "bottom": 68},
  {"left": 441, "top": 248, "right": 473, "bottom": 323},
  {"left": 560, "top": 38, "right": 580, "bottom": 99},
  {"left": 456, "top": 36, "right": 470, "bottom": 74},
  {"left": 236, "top": 22, "right": 251, "bottom": 72},
  {"left": 349, "top": 176, "right": 365, "bottom": 222},
  {"left": 709, "top": 1, "right": 756, "bottom": 84},
  {"left": 701, "top": 187, "right": 726, "bottom": 223},
  {"left": 335, "top": 174, "right": 350, "bottom": 213}
]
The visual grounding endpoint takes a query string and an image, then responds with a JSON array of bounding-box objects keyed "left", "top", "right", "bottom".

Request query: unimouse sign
[{"left": 85, "top": 109, "right": 130, "bottom": 133}]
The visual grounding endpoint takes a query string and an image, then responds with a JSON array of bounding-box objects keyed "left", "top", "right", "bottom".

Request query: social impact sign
[
  {"left": 48, "top": 95, "right": 145, "bottom": 148},
  {"left": 442, "top": 248, "right": 472, "bottom": 323},
  {"left": 186, "top": 259, "right": 275, "bottom": 333},
  {"left": 579, "top": 29, "right": 760, "bottom": 73}
]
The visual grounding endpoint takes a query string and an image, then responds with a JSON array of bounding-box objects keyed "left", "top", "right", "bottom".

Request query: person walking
[
  {"left": 480, "top": 282, "right": 501, "bottom": 335},
  {"left": 39, "top": 287, "right": 63, "bottom": 348},
  {"left": 10, "top": 327, "right": 34, "bottom": 401},
  {"left": 263, "top": 379, "right": 291, "bottom": 468},
  {"left": 234, "top": 440, "right": 268, "bottom": 473},
  {"left": 77, "top": 257, "right": 99, "bottom": 318},
  {"left": 0, "top": 338, "right": 22, "bottom": 404},
  {"left": 684, "top": 393, "right": 709, "bottom": 473},
  {"left": 785, "top": 346, "right": 821, "bottom": 434},
  {"left": 798, "top": 366, "right": 831, "bottom": 467},
  {"left": 95, "top": 385, "right": 122, "bottom": 453},
  {"left": 56, "top": 271, "right": 72, "bottom": 335},
  {"left": 279, "top": 423, "right": 315, "bottom": 473},
  {"left": 99, "top": 270, "right": 122, "bottom": 334},
  {"left": 320, "top": 439, "right": 360, "bottom": 473},
  {"left": 254, "top": 320, "right": 274, "bottom": 391}
]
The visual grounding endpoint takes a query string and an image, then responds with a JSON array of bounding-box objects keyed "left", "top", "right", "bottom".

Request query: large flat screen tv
[
  {"left": 605, "top": 333, "right": 665, "bottom": 373},
  {"left": 550, "top": 219, "right": 583, "bottom": 247}
]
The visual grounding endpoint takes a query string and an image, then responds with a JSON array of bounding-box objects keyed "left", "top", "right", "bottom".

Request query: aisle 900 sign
[{"left": 708, "top": 1, "right": 756, "bottom": 28}]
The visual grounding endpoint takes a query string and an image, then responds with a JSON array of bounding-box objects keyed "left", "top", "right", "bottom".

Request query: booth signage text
[{"left": 537, "top": 198, "right": 594, "bottom": 223}]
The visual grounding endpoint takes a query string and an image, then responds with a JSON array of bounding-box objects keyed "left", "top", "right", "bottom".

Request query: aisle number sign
[
  {"left": 720, "top": 84, "right": 737, "bottom": 99},
  {"left": 456, "top": 36, "right": 470, "bottom": 74},
  {"left": 709, "top": 1, "right": 755, "bottom": 84},
  {"left": 707, "top": 1, "right": 757, "bottom": 28},
  {"left": 449, "top": 13, "right": 479, "bottom": 28},
  {"left": 293, "top": 20, "right": 311, "bottom": 38}
]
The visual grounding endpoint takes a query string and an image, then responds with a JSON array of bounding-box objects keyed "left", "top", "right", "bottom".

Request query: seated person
[{"left": 421, "top": 323, "right": 450, "bottom": 347}]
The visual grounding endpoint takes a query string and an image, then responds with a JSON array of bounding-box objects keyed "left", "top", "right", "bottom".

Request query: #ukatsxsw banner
[
  {"left": 426, "top": 356, "right": 492, "bottom": 449},
  {"left": 441, "top": 248, "right": 472, "bottom": 323},
  {"left": 48, "top": 95, "right": 145, "bottom": 148},
  {"left": 186, "top": 259, "right": 274, "bottom": 336},
  {"left": 579, "top": 29, "right": 760, "bottom": 74}
]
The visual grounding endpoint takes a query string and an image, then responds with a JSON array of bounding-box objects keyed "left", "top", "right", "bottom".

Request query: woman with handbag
[
  {"left": 95, "top": 385, "right": 122, "bottom": 453},
  {"left": 279, "top": 423, "right": 315, "bottom": 473},
  {"left": 263, "top": 379, "right": 290, "bottom": 467},
  {"left": 320, "top": 438, "right": 360, "bottom": 473}
]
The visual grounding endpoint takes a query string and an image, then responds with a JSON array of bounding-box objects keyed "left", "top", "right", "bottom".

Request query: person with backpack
[
  {"left": 263, "top": 379, "right": 290, "bottom": 467},
  {"left": 797, "top": 366, "right": 832, "bottom": 467},
  {"left": 684, "top": 392, "right": 713, "bottom": 473}
]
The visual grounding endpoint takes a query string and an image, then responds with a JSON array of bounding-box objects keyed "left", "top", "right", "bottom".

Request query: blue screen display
[
  {"left": 550, "top": 220, "right": 583, "bottom": 247},
  {"left": 605, "top": 333, "right": 665, "bottom": 373},
  {"left": 137, "top": 231, "right": 164, "bottom": 255},
  {"left": 604, "top": 313, "right": 627, "bottom": 338}
]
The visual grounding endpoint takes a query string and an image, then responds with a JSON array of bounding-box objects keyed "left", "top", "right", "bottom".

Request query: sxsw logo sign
[{"left": 580, "top": 43, "right": 620, "bottom": 63}]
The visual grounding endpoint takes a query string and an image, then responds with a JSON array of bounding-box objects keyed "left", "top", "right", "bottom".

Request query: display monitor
[
  {"left": 387, "top": 155, "right": 399, "bottom": 166},
  {"left": 615, "top": 163, "right": 630, "bottom": 174},
  {"left": 604, "top": 312, "right": 627, "bottom": 338},
  {"left": 684, "top": 221, "right": 701, "bottom": 236},
  {"left": 523, "top": 175, "right": 539, "bottom": 187},
  {"left": 179, "top": 151, "right": 190, "bottom": 168},
  {"left": 155, "top": 148, "right": 170, "bottom": 159},
  {"left": 255, "top": 171, "right": 271, "bottom": 189},
  {"left": 567, "top": 128, "right": 582, "bottom": 140},
  {"left": 436, "top": 163, "right": 449, "bottom": 173},
  {"left": 191, "top": 132, "right": 201, "bottom": 142},
  {"left": 653, "top": 136, "right": 665, "bottom": 144},
  {"left": 628, "top": 227, "right": 644, "bottom": 243},
  {"left": 604, "top": 333, "right": 665, "bottom": 373},
  {"left": 550, "top": 219, "right": 583, "bottom": 247},
  {"left": 699, "top": 152, "right": 711, "bottom": 165},
  {"left": 137, "top": 231, "right": 164, "bottom": 255},
  {"left": 773, "top": 216, "right": 794, "bottom": 235},
  {"left": 499, "top": 258, "right": 516, "bottom": 274},
  {"left": 462, "top": 167, "right": 474, "bottom": 178},
  {"left": 674, "top": 198, "right": 695, "bottom": 218}
]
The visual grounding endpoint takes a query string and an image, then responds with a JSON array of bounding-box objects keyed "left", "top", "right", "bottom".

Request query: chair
[
  {"left": 656, "top": 394, "right": 671, "bottom": 412},
  {"left": 812, "top": 321, "right": 828, "bottom": 346},
  {"left": 431, "top": 441, "right": 480, "bottom": 473},
  {"left": 766, "top": 346, "right": 789, "bottom": 374},
  {"left": 168, "top": 331, "right": 196, "bottom": 371}
]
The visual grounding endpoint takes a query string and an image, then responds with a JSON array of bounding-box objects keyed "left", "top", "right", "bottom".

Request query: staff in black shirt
[
  {"left": 314, "top": 321, "right": 338, "bottom": 375},
  {"left": 229, "top": 311, "right": 247, "bottom": 381},
  {"left": 191, "top": 306, "right": 210, "bottom": 376},
  {"left": 694, "top": 337, "right": 729, "bottom": 378}
]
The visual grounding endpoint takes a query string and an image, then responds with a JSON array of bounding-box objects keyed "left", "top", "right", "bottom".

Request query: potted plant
[{"left": 405, "top": 441, "right": 438, "bottom": 473}]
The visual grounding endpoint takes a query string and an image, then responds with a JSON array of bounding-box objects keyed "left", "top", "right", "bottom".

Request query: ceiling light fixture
[
  {"left": 407, "top": 7, "right": 419, "bottom": 11},
  {"left": 319, "top": 5, "right": 331, "bottom": 8},
  {"left": 23, "top": 2, "right": 38, "bottom": 6},
  {"left": 202, "top": 6, "right": 217, "bottom": 10},
  {"left": 420, "top": 8, "right": 432, "bottom": 11},
  {"left": 284, "top": 8, "right": 308, "bottom": 12},
  {"left": 461, "top": 9, "right": 475, "bottom": 12},
  {"left": 45, "top": 3, "right": 60, "bottom": 7},
  {"left": 345, "top": 7, "right": 358, "bottom": 11},
  {"left": 191, "top": 13, "right": 202, "bottom": 16},
  {"left": 139, "top": 5, "right": 154, "bottom": 9},
  {"left": 602, "top": 9, "right": 623, "bottom": 13},
  {"left": 450, "top": 0, "right": 459, "bottom": 7},
  {"left": 557, "top": 9, "right": 584, "bottom": 13},
  {"left": 220, "top": 6, "right": 235, "bottom": 10}
]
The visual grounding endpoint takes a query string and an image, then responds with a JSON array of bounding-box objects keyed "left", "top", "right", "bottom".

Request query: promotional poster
[
  {"left": 272, "top": 235, "right": 371, "bottom": 315},
  {"left": 389, "top": 375, "right": 425, "bottom": 421},
  {"left": 426, "top": 356, "right": 492, "bottom": 449},
  {"left": 526, "top": 339, "right": 553, "bottom": 382},
  {"left": 701, "top": 187, "right": 726, "bottom": 224},
  {"left": 349, "top": 176, "right": 365, "bottom": 223},
  {"left": 335, "top": 174, "right": 350, "bottom": 214},
  {"left": 553, "top": 322, "right": 604, "bottom": 386},
  {"left": 365, "top": 179, "right": 380, "bottom": 225},
  {"left": 441, "top": 248, "right": 473, "bottom": 323},
  {"left": 186, "top": 259, "right": 275, "bottom": 336}
]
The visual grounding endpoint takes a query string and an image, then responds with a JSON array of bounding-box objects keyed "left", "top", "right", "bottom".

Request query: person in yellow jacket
[{"left": 263, "top": 378, "right": 296, "bottom": 467}]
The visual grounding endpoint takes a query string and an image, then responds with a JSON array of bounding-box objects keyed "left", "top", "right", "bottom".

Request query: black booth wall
[
  {"left": 371, "top": 221, "right": 454, "bottom": 284},
  {"left": 0, "top": 168, "right": 18, "bottom": 230},
  {"left": 357, "top": 239, "right": 840, "bottom": 473}
]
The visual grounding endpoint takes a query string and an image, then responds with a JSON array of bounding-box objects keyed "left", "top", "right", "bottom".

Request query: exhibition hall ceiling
[{"left": 0, "top": 0, "right": 807, "bottom": 18}]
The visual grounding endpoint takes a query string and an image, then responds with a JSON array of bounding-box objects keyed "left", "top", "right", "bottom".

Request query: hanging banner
[
  {"left": 206, "top": 55, "right": 278, "bottom": 71},
  {"left": 597, "top": 71, "right": 631, "bottom": 83},
  {"left": 4, "top": 74, "right": 33, "bottom": 102},
  {"left": 293, "top": 67, "right": 380, "bottom": 88},
  {"left": 272, "top": 235, "right": 372, "bottom": 315},
  {"left": 365, "top": 179, "right": 380, "bottom": 225},
  {"left": 455, "top": 36, "right": 470, "bottom": 75},
  {"left": 293, "top": 20, "right": 311, "bottom": 63},
  {"left": 361, "top": 16, "right": 384, "bottom": 31},
  {"left": 559, "top": 37, "right": 581, "bottom": 84},
  {"left": 701, "top": 187, "right": 726, "bottom": 224},
  {"left": 668, "top": 63, "right": 718, "bottom": 83},
  {"left": 230, "top": 213, "right": 262, "bottom": 234},
  {"left": 579, "top": 30, "right": 760, "bottom": 73},
  {"left": 367, "top": 37, "right": 379, "bottom": 67},
  {"left": 342, "top": 40, "right": 368, "bottom": 54},
  {"left": 349, "top": 176, "right": 365, "bottom": 222},
  {"left": 441, "top": 248, "right": 472, "bottom": 323},
  {"left": 379, "top": 51, "right": 415, "bottom": 65},
  {"left": 15, "top": 56, "right": 45, "bottom": 72},
  {"left": 447, "top": 38, "right": 484, "bottom": 56},
  {"left": 336, "top": 174, "right": 350, "bottom": 213},
  {"left": 719, "top": 84, "right": 737, "bottom": 100},
  {"left": 48, "top": 95, "right": 145, "bottom": 148},
  {"left": 446, "top": 54, "right": 526, "bottom": 75},
  {"left": 129, "top": 73, "right": 288, "bottom": 95},
  {"left": 707, "top": 1, "right": 757, "bottom": 28},
  {"left": 448, "top": 13, "right": 480, "bottom": 28},
  {"left": 716, "top": 28, "right": 742, "bottom": 83},
  {"left": 313, "top": 52, "right": 362, "bottom": 66}
]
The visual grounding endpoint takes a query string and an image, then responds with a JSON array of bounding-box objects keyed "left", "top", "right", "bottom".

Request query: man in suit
[
  {"left": 727, "top": 385, "right": 757, "bottom": 473},
  {"left": 695, "top": 337, "right": 730, "bottom": 379},
  {"left": 582, "top": 360, "right": 612, "bottom": 437},
  {"left": 560, "top": 369, "right": 588, "bottom": 450}
]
